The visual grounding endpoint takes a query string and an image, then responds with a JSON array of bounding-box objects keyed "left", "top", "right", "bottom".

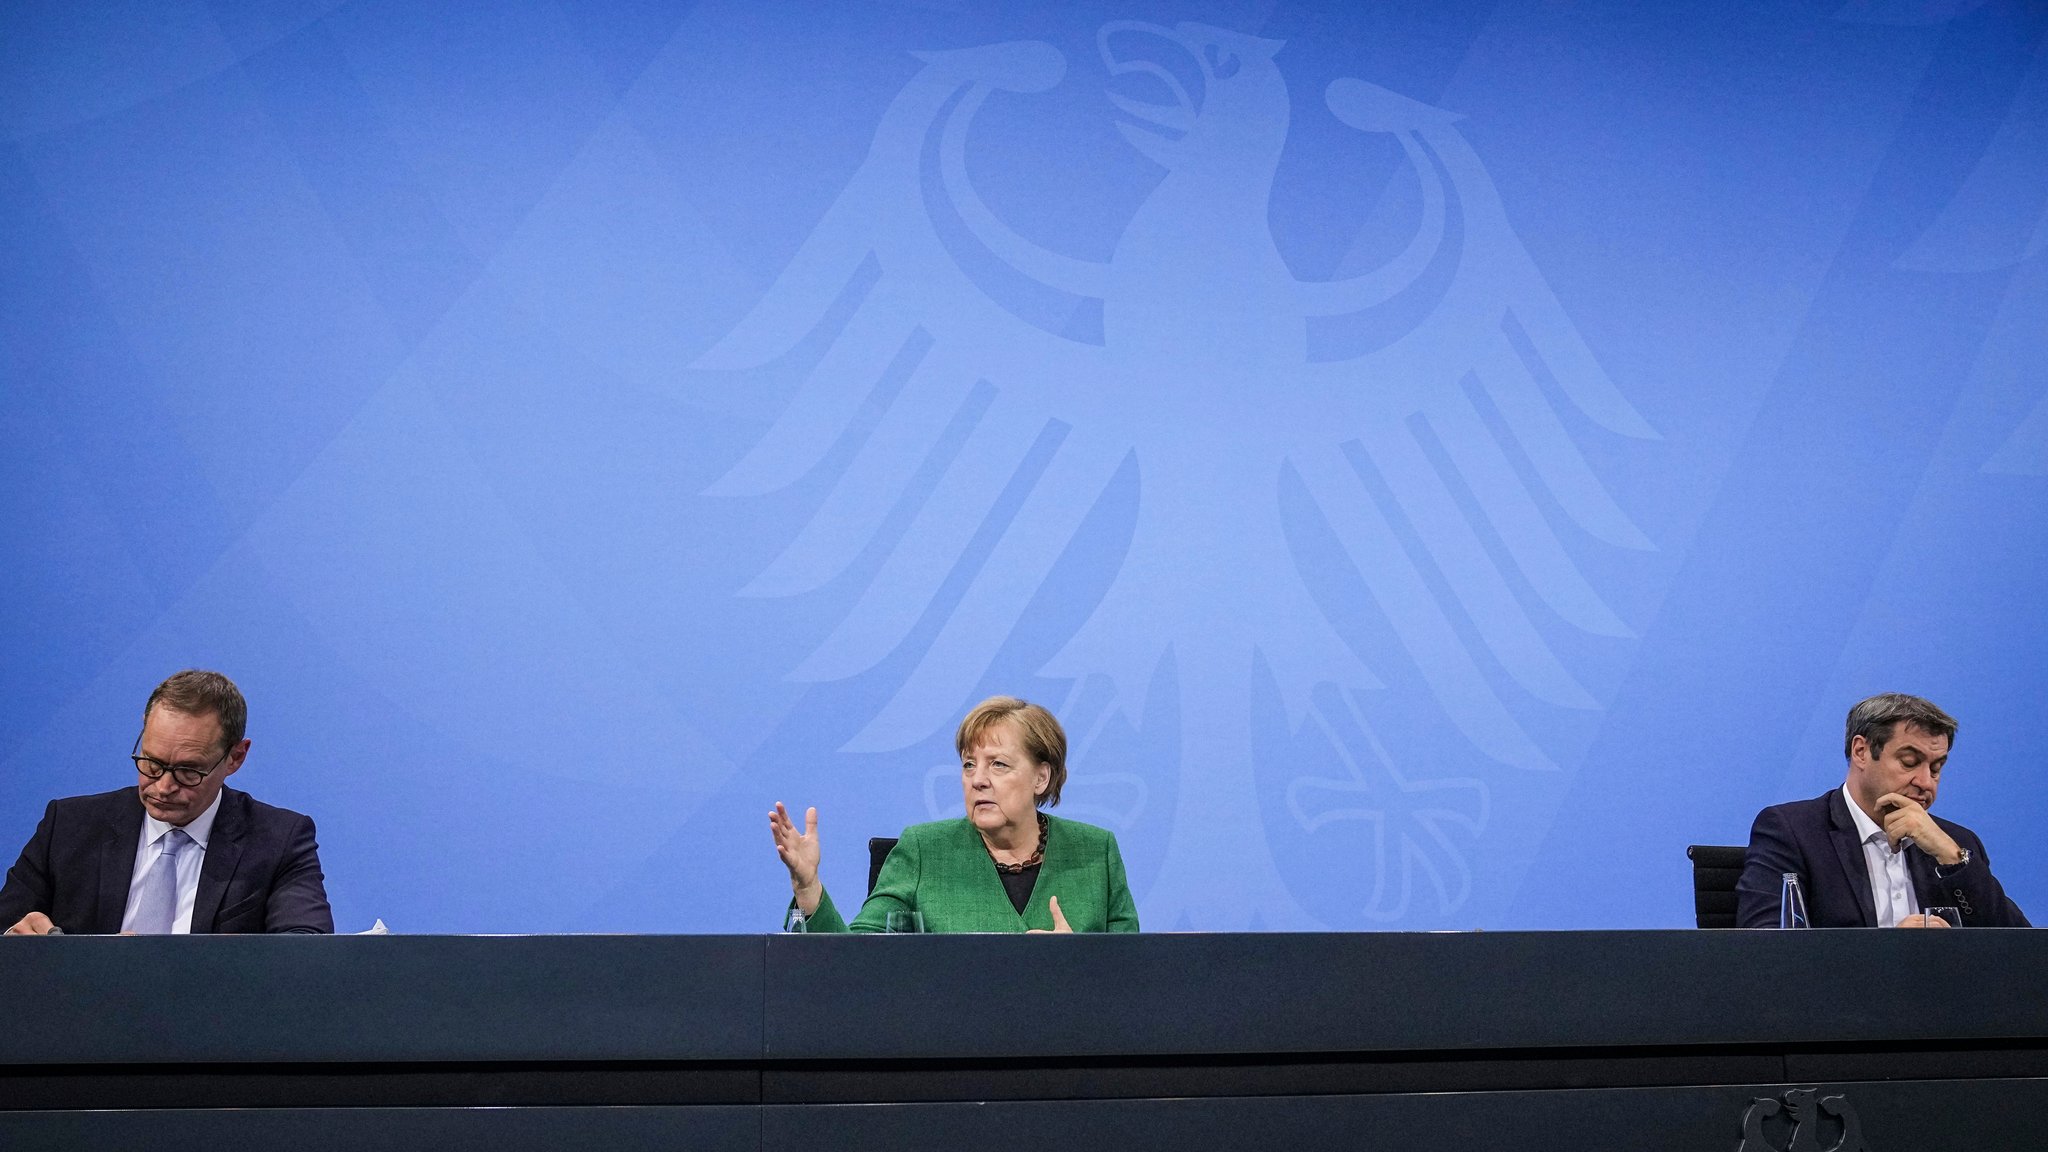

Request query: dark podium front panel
[{"left": 3, "top": 931, "right": 2042, "bottom": 1149}]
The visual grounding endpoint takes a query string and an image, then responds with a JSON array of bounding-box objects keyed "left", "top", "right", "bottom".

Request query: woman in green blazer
[{"left": 769, "top": 696, "right": 1140, "bottom": 933}]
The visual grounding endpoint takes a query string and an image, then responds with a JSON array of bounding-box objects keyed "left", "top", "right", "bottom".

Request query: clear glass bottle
[{"left": 1778, "top": 872, "right": 1809, "bottom": 929}]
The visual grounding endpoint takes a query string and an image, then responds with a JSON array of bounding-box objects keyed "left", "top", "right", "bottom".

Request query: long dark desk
[{"left": 3, "top": 931, "right": 2043, "bottom": 1150}]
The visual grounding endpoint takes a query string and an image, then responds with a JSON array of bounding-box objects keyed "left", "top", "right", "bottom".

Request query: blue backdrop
[{"left": 3, "top": 0, "right": 2043, "bottom": 933}]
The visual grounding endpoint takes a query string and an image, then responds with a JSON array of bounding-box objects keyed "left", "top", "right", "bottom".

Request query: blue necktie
[{"left": 132, "top": 828, "right": 192, "bottom": 935}]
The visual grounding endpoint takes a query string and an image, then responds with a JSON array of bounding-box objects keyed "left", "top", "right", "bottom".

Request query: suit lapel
[
  {"left": 1030, "top": 817, "right": 1070, "bottom": 927},
  {"left": 974, "top": 822, "right": 1027, "bottom": 931},
  {"left": 1824, "top": 790, "right": 1878, "bottom": 928},
  {"left": 94, "top": 791, "right": 145, "bottom": 934},
  {"left": 945, "top": 819, "right": 1030, "bottom": 931},
  {"left": 192, "top": 789, "right": 244, "bottom": 934},
  {"left": 1906, "top": 845, "right": 1944, "bottom": 913}
]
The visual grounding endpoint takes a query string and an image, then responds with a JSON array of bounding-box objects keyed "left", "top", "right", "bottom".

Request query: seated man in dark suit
[
  {"left": 1, "top": 669, "right": 332, "bottom": 935},
  {"left": 1737, "top": 693, "right": 2027, "bottom": 929}
]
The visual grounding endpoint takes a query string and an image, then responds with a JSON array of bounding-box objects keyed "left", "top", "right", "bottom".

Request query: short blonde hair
[{"left": 956, "top": 696, "right": 1067, "bottom": 807}]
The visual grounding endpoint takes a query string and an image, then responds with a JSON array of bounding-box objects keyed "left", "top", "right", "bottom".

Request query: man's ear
[{"left": 223, "top": 739, "right": 251, "bottom": 777}]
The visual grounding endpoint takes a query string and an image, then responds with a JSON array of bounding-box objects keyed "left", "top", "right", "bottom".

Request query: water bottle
[{"left": 1779, "top": 872, "right": 1810, "bottom": 929}]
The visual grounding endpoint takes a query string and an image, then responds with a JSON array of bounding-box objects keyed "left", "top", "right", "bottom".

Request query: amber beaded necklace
[{"left": 984, "top": 811, "right": 1048, "bottom": 874}]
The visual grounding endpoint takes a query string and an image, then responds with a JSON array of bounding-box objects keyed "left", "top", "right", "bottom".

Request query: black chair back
[
  {"left": 1687, "top": 844, "right": 1746, "bottom": 928},
  {"left": 867, "top": 837, "right": 899, "bottom": 896}
]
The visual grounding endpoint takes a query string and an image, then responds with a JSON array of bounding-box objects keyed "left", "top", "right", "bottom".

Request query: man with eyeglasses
[{"left": 1, "top": 670, "right": 331, "bottom": 935}]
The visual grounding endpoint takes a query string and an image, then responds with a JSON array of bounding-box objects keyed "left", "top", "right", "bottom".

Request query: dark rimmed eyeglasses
[{"left": 130, "top": 732, "right": 231, "bottom": 788}]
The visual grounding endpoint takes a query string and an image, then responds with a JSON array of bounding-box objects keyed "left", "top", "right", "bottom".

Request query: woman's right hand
[{"left": 769, "top": 801, "right": 824, "bottom": 915}]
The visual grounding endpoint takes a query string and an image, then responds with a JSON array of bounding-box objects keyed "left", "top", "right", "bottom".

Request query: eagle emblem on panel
[{"left": 692, "top": 22, "right": 1657, "bottom": 928}]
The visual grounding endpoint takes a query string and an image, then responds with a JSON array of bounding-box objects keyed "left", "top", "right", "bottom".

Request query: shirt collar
[
  {"left": 141, "top": 789, "right": 224, "bottom": 851},
  {"left": 1841, "top": 782, "right": 1886, "bottom": 847}
]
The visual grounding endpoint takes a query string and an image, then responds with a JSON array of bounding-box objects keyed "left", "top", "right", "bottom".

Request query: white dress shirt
[
  {"left": 119, "top": 791, "right": 223, "bottom": 934},
  {"left": 1842, "top": 783, "right": 1921, "bottom": 928}
]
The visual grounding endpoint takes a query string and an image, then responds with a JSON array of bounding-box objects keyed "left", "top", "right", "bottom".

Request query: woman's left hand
[{"left": 1027, "top": 896, "right": 1074, "bottom": 934}]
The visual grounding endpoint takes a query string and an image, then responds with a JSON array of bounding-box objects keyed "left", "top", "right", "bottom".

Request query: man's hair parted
[
  {"left": 1844, "top": 692, "right": 1956, "bottom": 761},
  {"left": 956, "top": 696, "right": 1068, "bottom": 807},
  {"left": 144, "top": 669, "right": 248, "bottom": 752}
]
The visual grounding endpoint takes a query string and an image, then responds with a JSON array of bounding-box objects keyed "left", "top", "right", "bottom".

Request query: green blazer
[{"left": 802, "top": 815, "right": 1140, "bottom": 933}]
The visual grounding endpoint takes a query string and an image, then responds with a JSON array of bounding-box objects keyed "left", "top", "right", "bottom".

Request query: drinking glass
[
  {"left": 782, "top": 908, "right": 809, "bottom": 934},
  {"left": 1923, "top": 906, "right": 1960, "bottom": 928},
  {"left": 884, "top": 909, "right": 926, "bottom": 934}
]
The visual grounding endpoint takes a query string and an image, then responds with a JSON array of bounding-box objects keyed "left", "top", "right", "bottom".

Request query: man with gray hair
[
  {"left": 1736, "top": 693, "right": 2028, "bottom": 929},
  {"left": 0, "top": 670, "right": 332, "bottom": 935}
]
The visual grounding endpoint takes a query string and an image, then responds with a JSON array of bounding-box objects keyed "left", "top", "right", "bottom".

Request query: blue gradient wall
[{"left": 3, "top": 0, "right": 2043, "bottom": 933}]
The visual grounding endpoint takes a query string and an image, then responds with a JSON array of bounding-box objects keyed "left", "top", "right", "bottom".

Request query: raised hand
[
  {"left": 1876, "top": 793, "right": 1962, "bottom": 864},
  {"left": 1027, "top": 895, "right": 1075, "bottom": 934},
  {"left": 769, "top": 802, "right": 824, "bottom": 914}
]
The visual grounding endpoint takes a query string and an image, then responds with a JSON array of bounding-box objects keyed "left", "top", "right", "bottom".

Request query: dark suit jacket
[
  {"left": 1737, "top": 788, "right": 2029, "bottom": 929},
  {"left": 0, "top": 786, "right": 332, "bottom": 934}
]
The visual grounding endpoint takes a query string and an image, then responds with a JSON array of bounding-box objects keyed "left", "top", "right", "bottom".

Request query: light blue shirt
[{"left": 119, "top": 791, "right": 223, "bottom": 934}]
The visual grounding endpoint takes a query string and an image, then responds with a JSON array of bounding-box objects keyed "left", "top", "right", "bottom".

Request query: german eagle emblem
[{"left": 694, "top": 22, "right": 1657, "bottom": 928}]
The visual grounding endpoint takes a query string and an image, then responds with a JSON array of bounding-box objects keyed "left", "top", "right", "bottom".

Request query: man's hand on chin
[
  {"left": 1877, "top": 792, "right": 1963, "bottom": 864},
  {"left": 5, "top": 912, "right": 56, "bottom": 935}
]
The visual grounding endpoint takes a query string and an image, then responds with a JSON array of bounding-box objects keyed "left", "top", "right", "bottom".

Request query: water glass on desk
[
  {"left": 884, "top": 910, "right": 925, "bottom": 934},
  {"left": 1923, "top": 905, "right": 1960, "bottom": 928},
  {"left": 782, "top": 908, "right": 809, "bottom": 933}
]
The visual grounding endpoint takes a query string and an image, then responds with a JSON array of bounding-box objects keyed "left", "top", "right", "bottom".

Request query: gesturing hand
[
  {"left": 1876, "top": 793, "right": 1962, "bottom": 864},
  {"left": 1027, "top": 895, "right": 1074, "bottom": 934},
  {"left": 769, "top": 802, "right": 824, "bottom": 914}
]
